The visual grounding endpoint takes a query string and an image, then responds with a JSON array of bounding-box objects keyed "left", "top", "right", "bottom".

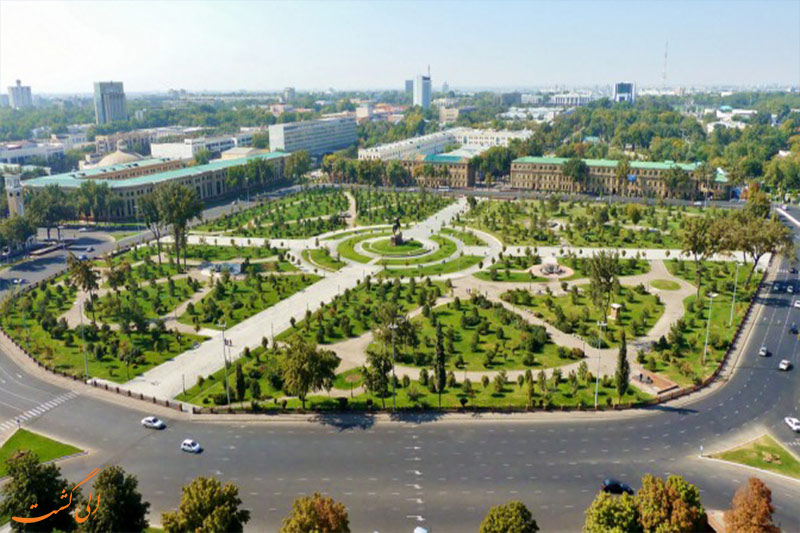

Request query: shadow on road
[
  {"left": 387, "top": 411, "right": 448, "bottom": 425},
  {"left": 643, "top": 404, "right": 698, "bottom": 416},
  {"left": 310, "top": 412, "right": 376, "bottom": 431}
]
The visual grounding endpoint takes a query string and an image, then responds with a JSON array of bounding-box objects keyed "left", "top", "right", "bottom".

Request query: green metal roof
[
  {"left": 512, "top": 156, "right": 698, "bottom": 172},
  {"left": 24, "top": 152, "right": 287, "bottom": 189},
  {"left": 424, "top": 154, "right": 468, "bottom": 164},
  {"left": 46, "top": 157, "right": 174, "bottom": 180}
]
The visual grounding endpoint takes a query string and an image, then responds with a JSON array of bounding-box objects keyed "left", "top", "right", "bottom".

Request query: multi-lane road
[{"left": 0, "top": 201, "right": 799, "bottom": 531}]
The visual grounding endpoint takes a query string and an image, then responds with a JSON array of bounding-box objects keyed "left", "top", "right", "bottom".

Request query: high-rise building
[
  {"left": 413, "top": 74, "right": 432, "bottom": 109},
  {"left": 93, "top": 81, "right": 128, "bottom": 124},
  {"left": 404, "top": 80, "right": 413, "bottom": 94},
  {"left": 8, "top": 80, "right": 33, "bottom": 109},
  {"left": 613, "top": 82, "right": 636, "bottom": 103},
  {"left": 284, "top": 87, "right": 296, "bottom": 102},
  {"left": 0, "top": 94, "right": 8, "bottom": 107},
  {"left": 442, "top": 81, "right": 449, "bottom": 93},
  {"left": 268, "top": 117, "right": 357, "bottom": 157}
]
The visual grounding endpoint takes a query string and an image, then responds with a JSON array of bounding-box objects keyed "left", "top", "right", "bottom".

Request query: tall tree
[
  {"left": 563, "top": 157, "right": 590, "bottom": 194},
  {"left": 138, "top": 190, "right": 165, "bottom": 265},
  {"left": 587, "top": 250, "right": 620, "bottom": 318},
  {"left": 681, "top": 217, "right": 726, "bottom": 296},
  {"left": 614, "top": 330, "right": 629, "bottom": 402},
  {"left": 78, "top": 465, "right": 150, "bottom": 533},
  {"left": 279, "top": 493, "right": 350, "bottom": 533},
  {"left": 434, "top": 322, "right": 446, "bottom": 407},
  {"left": 0, "top": 451, "right": 81, "bottom": 532},
  {"left": 281, "top": 337, "right": 340, "bottom": 409},
  {"left": 480, "top": 500, "right": 539, "bottom": 533},
  {"left": 583, "top": 492, "right": 639, "bottom": 533},
  {"left": 26, "top": 184, "right": 74, "bottom": 240},
  {"left": 664, "top": 166, "right": 692, "bottom": 199},
  {"left": 614, "top": 158, "right": 631, "bottom": 196},
  {"left": 724, "top": 477, "right": 779, "bottom": 533},
  {"left": 636, "top": 474, "right": 706, "bottom": 533},
  {"left": 162, "top": 476, "right": 250, "bottom": 533},
  {"left": 734, "top": 212, "right": 793, "bottom": 286},
  {"left": 67, "top": 252, "right": 100, "bottom": 325},
  {"left": 370, "top": 303, "right": 419, "bottom": 408},
  {"left": 158, "top": 182, "right": 203, "bottom": 272}
]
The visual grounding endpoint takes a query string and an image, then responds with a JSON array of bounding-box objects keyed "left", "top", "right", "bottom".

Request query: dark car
[
  {"left": 790, "top": 323, "right": 798, "bottom": 335},
  {"left": 601, "top": 478, "right": 634, "bottom": 495},
  {"left": 791, "top": 267, "right": 798, "bottom": 274}
]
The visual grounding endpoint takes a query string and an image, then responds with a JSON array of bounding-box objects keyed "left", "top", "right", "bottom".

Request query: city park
[{"left": 0, "top": 185, "right": 788, "bottom": 413}]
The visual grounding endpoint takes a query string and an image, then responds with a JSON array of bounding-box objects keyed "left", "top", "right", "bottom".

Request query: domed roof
[{"left": 97, "top": 140, "right": 144, "bottom": 167}]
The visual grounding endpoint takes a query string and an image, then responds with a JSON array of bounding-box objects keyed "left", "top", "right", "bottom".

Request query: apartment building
[
  {"left": 268, "top": 117, "right": 357, "bottom": 157},
  {"left": 0, "top": 141, "right": 65, "bottom": 165},
  {"left": 400, "top": 153, "right": 475, "bottom": 188},
  {"left": 94, "top": 81, "right": 128, "bottom": 124},
  {"left": 24, "top": 152, "right": 287, "bottom": 219},
  {"left": 510, "top": 156, "right": 729, "bottom": 199},
  {"left": 8, "top": 80, "right": 33, "bottom": 109},
  {"left": 550, "top": 93, "right": 595, "bottom": 107},
  {"left": 358, "top": 129, "right": 463, "bottom": 161}
]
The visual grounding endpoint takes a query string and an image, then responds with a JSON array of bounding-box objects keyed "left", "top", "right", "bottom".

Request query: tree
[
  {"left": 285, "top": 151, "right": 312, "bottom": 181},
  {"left": 583, "top": 492, "right": 640, "bottom": 533},
  {"left": 681, "top": 217, "right": 726, "bottom": 296},
  {"left": 78, "top": 465, "right": 150, "bottom": 533},
  {"left": 67, "top": 252, "right": 100, "bottom": 325},
  {"left": 744, "top": 188, "right": 772, "bottom": 219},
  {"left": 636, "top": 474, "right": 706, "bottom": 533},
  {"left": 26, "top": 184, "right": 74, "bottom": 240},
  {"left": 235, "top": 362, "right": 245, "bottom": 403},
  {"left": 0, "top": 451, "right": 81, "bottom": 532},
  {"left": 563, "top": 157, "right": 590, "bottom": 194},
  {"left": 369, "top": 303, "right": 419, "bottom": 408},
  {"left": 162, "top": 476, "right": 250, "bottom": 533},
  {"left": 480, "top": 500, "right": 539, "bottom": 533},
  {"left": 138, "top": 190, "right": 165, "bottom": 265},
  {"left": 587, "top": 250, "right": 620, "bottom": 318},
  {"left": 615, "top": 158, "right": 631, "bottom": 196},
  {"left": 614, "top": 330, "right": 629, "bottom": 402},
  {"left": 158, "top": 182, "right": 203, "bottom": 272},
  {"left": 281, "top": 337, "right": 340, "bottom": 409},
  {"left": 0, "top": 214, "right": 35, "bottom": 251},
  {"left": 279, "top": 493, "right": 350, "bottom": 533},
  {"left": 193, "top": 149, "right": 211, "bottom": 165},
  {"left": 664, "top": 166, "right": 692, "bottom": 199},
  {"left": 734, "top": 212, "right": 793, "bottom": 286},
  {"left": 433, "top": 323, "right": 446, "bottom": 407},
  {"left": 724, "top": 477, "right": 779, "bottom": 533}
]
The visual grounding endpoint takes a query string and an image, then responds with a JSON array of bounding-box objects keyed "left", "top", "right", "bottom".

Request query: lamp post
[
  {"left": 729, "top": 263, "right": 741, "bottom": 326},
  {"left": 220, "top": 321, "right": 231, "bottom": 405},
  {"left": 703, "top": 293, "right": 719, "bottom": 367},
  {"left": 594, "top": 321, "right": 607, "bottom": 409},
  {"left": 388, "top": 322, "right": 398, "bottom": 412},
  {"left": 80, "top": 293, "right": 88, "bottom": 380}
]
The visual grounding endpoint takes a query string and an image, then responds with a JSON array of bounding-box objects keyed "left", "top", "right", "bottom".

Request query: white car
[
  {"left": 794, "top": 300, "right": 800, "bottom": 309},
  {"left": 788, "top": 286, "right": 795, "bottom": 294},
  {"left": 779, "top": 360, "right": 792, "bottom": 371},
  {"left": 180, "top": 439, "right": 202, "bottom": 453},
  {"left": 758, "top": 346, "right": 770, "bottom": 357},
  {"left": 78, "top": 227, "right": 88, "bottom": 232},
  {"left": 785, "top": 417, "right": 800, "bottom": 432},
  {"left": 141, "top": 416, "right": 165, "bottom": 429}
]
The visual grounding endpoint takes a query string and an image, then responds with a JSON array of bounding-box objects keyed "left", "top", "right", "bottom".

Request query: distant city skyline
[{"left": 1, "top": 0, "right": 798, "bottom": 94}]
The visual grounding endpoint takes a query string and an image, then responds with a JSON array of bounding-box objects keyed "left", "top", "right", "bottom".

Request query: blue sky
[{"left": 1, "top": 0, "right": 798, "bottom": 94}]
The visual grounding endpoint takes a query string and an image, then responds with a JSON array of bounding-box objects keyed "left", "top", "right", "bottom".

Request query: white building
[
  {"left": 521, "top": 94, "right": 544, "bottom": 105},
  {"left": 550, "top": 93, "right": 595, "bottom": 107},
  {"left": 8, "top": 80, "right": 33, "bottom": 109},
  {"left": 413, "top": 74, "right": 432, "bottom": 109},
  {"left": 150, "top": 133, "right": 254, "bottom": 160},
  {"left": 613, "top": 82, "right": 636, "bottom": 103},
  {"left": 5, "top": 175, "right": 24, "bottom": 216},
  {"left": 0, "top": 141, "right": 65, "bottom": 165},
  {"left": 358, "top": 127, "right": 532, "bottom": 161},
  {"left": 268, "top": 117, "right": 357, "bottom": 157}
]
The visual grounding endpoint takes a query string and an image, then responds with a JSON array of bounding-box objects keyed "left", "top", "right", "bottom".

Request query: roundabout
[{"left": 362, "top": 237, "right": 427, "bottom": 257}]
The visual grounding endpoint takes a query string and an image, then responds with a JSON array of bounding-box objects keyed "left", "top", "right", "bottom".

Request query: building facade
[
  {"left": 550, "top": 93, "right": 594, "bottom": 107},
  {"left": 0, "top": 141, "right": 65, "bottom": 165},
  {"left": 5, "top": 175, "right": 24, "bottom": 216},
  {"left": 401, "top": 153, "right": 475, "bottom": 188},
  {"left": 439, "top": 106, "right": 475, "bottom": 125},
  {"left": 268, "top": 117, "right": 357, "bottom": 157},
  {"left": 8, "top": 80, "right": 33, "bottom": 109},
  {"left": 510, "top": 156, "right": 729, "bottom": 199},
  {"left": 24, "top": 153, "right": 287, "bottom": 220},
  {"left": 93, "top": 81, "right": 128, "bottom": 124},
  {"left": 150, "top": 133, "right": 253, "bottom": 160},
  {"left": 613, "top": 82, "right": 636, "bottom": 103},
  {"left": 413, "top": 75, "right": 432, "bottom": 109}
]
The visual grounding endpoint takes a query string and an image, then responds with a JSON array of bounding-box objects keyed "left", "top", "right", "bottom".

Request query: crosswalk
[
  {"left": 0, "top": 391, "right": 79, "bottom": 433},
  {"left": 783, "top": 440, "right": 800, "bottom": 448}
]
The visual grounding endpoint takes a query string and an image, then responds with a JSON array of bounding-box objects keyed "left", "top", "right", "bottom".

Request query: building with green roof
[
  {"left": 510, "top": 156, "right": 729, "bottom": 199},
  {"left": 399, "top": 151, "right": 475, "bottom": 188},
  {"left": 23, "top": 152, "right": 288, "bottom": 220}
]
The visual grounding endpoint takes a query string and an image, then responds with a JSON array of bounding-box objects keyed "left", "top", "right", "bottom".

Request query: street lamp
[
  {"left": 729, "top": 263, "right": 741, "bottom": 327},
  {"left": 703, "top": 293, "right": 719, "bottom": 367},
  {"left": 594, "top": 321, "right": 607, "bottom": 409},
  {"left": 388, "top": 322, "right": 398, "bottom": 412},
  {"left": 220, "top": 321, "right": 231, "bottom": 405}
]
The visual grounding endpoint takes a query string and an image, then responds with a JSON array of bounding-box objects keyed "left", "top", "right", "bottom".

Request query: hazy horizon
[{"left": 1, "top": 0, "right": 798, "bottom": 94}]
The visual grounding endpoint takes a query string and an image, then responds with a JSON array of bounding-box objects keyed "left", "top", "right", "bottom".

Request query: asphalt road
[{"left": 0, "top": 201, "right": 798, "bottom": 531}]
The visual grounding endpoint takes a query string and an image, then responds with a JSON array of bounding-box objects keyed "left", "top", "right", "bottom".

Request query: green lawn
[
  {"left": 651, "top": 279, "right": 681, "bottom": 291},
  {"left": 303, "top": 248, "right": 346, "bottom": 271},
  {"left": 712, "top": 434, "right": 800, "bottom": 480},
  {"left": 461, "top": 199, "right": 559, "bottom": 246},
  {"left": 379, "top": 235, "right": 456, "bottom": 266},
  {"left": 95, "top": 278, "right": 200, "bottom": 323},
  {"left": 337, "top": 231, "right": 391, "bottom": 263},
  {"left": 474, "top": 270, "right": 548, "bottom": 283},
  {"left": 277, "top": 279, "right": 446, "bottom": 344},
  {"left": 321, "top": 226, "right": 391, "bottom": 241},
  {"left": 353, "top": 189, "right": 453, "bottom": 225},
  {"left": 380, "top": 255, "right": 484, "bottom": 278},
  {"left": 0, "top": 430, "right": 82, "bottom": 477},
  {"left": 440, "top": 227, "right": 486, "bottom": 246},
  {"left": 365, "top": 238, "right": 425, "bottom": 257},
  {"left": 503, "top": 284, "right": 664, "bottom": 348},
  {"left": 179, "top": 273, "right": 320, "bottom": 330},
  {"left": 559, "top": 255, "right": 652, "bottom": 279},
  {"left": 380, "top": 297, "right": 570, "bottom": 371}
]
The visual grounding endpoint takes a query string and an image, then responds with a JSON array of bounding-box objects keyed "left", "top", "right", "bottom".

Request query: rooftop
[
  {"left": 512, "top": 156, "right": 698, "bottom": 172},
  {"left": 24, "top": 152, "right": 287, "bottom": 189}
]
